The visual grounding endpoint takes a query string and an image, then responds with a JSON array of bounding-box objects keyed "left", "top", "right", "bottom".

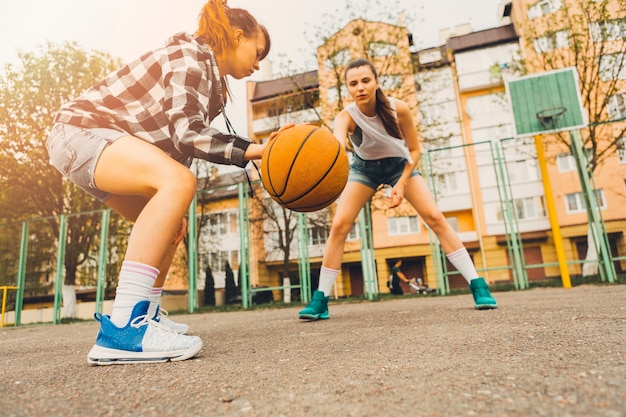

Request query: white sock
[
  {"left": 446, "top": 247, "right": 479, "bottom": 284},
  {"left": 147, "top": 287, "right": 163, "bottom": 319},
  {"left": 110, "top": 260, "right": 159, "bottom": 327},
  {"left": 317, "top": 266, "right": 339, "bottom": 296}
]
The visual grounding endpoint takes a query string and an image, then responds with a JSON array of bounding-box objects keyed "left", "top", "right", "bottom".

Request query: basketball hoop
[{"left": 536, "top": 106, "right": 567, "bottom": 131}]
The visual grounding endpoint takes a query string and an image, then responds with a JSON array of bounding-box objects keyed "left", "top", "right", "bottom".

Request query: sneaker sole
[
  {"left": 475, "top": 304, "right": 498, "bottom": 310},
  {"left": 298, "top": 313, "right": 329, "bottom": 321},
  {"left": 87, "top": 341, "right": 203, "bottom": 365}
]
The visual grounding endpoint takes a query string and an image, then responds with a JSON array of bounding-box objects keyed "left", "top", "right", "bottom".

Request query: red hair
[{"left": 195, "top": 0, "right": 270, "bottom": 61}]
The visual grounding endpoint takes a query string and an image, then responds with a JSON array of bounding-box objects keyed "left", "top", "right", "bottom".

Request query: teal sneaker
[
  {"left": 298, "top": 290, "right": 329, "bottom": 320},
  {"left": 469, "top": 278, "right": 498, "bottom": 310}
]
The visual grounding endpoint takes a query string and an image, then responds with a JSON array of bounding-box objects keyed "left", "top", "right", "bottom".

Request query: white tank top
[{"left": 346, "top": 97, "right": 413, "bottom": 163}]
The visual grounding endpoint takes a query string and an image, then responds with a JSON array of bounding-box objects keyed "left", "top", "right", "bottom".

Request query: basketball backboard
[{"left": 505, "top": 67, "right": 587, "bottom": 137}]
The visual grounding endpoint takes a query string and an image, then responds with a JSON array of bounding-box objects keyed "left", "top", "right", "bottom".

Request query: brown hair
[
  {"left": 344, "top": 58, "right": 402, "bottom": 139},
  {"left": 195, "top": 0, "right": 270, "bottom": 98}
]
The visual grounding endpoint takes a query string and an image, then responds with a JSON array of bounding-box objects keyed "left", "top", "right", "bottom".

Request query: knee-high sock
[
  {"left": 110, "top": 260, "right": 159, "bottom": 327},
  {"left": 446, "top": 247, "right": 479, "bottom": 284}
]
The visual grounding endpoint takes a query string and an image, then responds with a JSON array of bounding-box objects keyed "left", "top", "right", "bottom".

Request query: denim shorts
[
  {"left": 46, "top": 123, "right": 128, "bottom": 202},
  {"left": 348, "top": 153, "right": 421, "bottom": 190}
]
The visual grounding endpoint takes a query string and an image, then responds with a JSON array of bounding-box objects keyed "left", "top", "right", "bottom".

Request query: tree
[
  {"left": 224, "top": 261, "right": 237, "bottom": 303},
  {"left": 204, "top": 264, "right": 215, "bottom": 306},
  {"left": 0, "top": 41, "right": 125, "bottom": 315}
]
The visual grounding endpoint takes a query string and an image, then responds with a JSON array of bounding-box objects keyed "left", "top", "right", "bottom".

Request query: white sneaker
[
  {"left": 87, "top": 300, "right": 202, "bottom": 365},
  {"left": 153, "top": 306, "right": 190, "bottom": 335}
]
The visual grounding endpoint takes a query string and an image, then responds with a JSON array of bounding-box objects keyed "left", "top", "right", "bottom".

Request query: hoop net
[{"left": 536, "top": 106, "right": 567, "bottom": 131}]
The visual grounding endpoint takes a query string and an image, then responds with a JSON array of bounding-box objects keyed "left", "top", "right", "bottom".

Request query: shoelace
[{"left": 130, "top": 314, "right": 150, "bottom": 329}]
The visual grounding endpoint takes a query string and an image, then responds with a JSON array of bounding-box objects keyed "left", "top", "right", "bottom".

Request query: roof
[
  {"left": 447, "top": 24, "right": 518, "bottom": 53},
  {"left": 251, "top": 70, "right": 319, "bottom": 102}
]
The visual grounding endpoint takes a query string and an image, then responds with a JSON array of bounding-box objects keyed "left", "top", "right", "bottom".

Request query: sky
[{"left": 1, "top": 0, "right": 505, "bottom": 133}]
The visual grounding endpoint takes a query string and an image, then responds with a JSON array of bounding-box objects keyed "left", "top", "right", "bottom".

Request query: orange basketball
[{"left": 261, "top": 124, "right": 349, "bottom": 212}]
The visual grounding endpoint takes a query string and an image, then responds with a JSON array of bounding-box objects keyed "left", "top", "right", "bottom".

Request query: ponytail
[
  {"left": 195, "top": 0, "right": 270, "bottom": 60},
  {"left": 195, "top": 0, "right": 271, "bottom": 100}
]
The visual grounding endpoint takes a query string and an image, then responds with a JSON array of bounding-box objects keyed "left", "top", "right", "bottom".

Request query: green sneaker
[
  {"left": 298, "top": 290, "right": 329, "bottom": 320},
  {"left": 469, "top": 278, "right": 498, "bottom": 310}
]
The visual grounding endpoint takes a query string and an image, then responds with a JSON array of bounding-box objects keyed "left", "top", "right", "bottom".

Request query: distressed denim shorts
[
  {"left": 348, "top": 152, "right": 421, "bottom": 190},
  {"left": 45, "top": 123, "right": 128, "bottom": 202}
]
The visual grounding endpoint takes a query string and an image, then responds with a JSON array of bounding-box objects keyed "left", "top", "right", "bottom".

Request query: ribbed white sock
[
  {"left": 317, "top": 266, "right": 339, "bottom": 296},
  {"left": 446, "top": 247, "right": 479, "bottom": 284},
  {"left": 110, "top": 260, "right": 159, "bottom": 327},
  {"left": 147, "top": 287, "right": 163, "bottom": 319}
]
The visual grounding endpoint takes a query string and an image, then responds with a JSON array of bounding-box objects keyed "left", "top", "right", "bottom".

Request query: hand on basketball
[{"left": 268, "top": 123, "right": 296, "bottom": 141}]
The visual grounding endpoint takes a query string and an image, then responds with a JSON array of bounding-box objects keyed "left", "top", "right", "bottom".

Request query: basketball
[{"left": 261, "top": 124, "right": 349, "bottom": 212}]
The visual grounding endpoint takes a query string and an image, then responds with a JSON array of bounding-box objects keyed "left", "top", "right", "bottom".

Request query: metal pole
[
  {"left": 358, "top": 202, "right": 377, "bottom": 300},
  {"left": 534, "top": 135, "right": 571, "bottom": 288},
  {"left": 95, "top": 209, "right": 110, "bottom": 313},
  {"left": 14, "top": 221, "right": 28, "bottom": 326},
  {"left": 187, "top": 195, "right": 198, "bottom": 312},
  {"left": 492, "top": 141, "right": 528, "bottom": 289},
  {"left": 53, "top": 215, "right": 68, "bottom": 324},
  {"left": 297, "top": 213, "right": 311, "bottom": 304},
  {"left": 569, "top": 130, "right": 615, "bottom": 283},
  {"left": 237, "top": 183, "right": 251, "bottom": 308}
]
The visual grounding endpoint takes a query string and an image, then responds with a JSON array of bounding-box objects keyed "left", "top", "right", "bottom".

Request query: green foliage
[{"left": 0, "top": 41, "right": 124, "bottom": 288}]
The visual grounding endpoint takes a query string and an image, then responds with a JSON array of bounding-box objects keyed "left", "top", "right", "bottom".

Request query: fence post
[
  {"left": 14, "top": 221, "right": 29, "bottom": 326},
  {"left": 53, "top": 215, "right": 68, "bottom": 324},
  {"left": 95, "top": 209, "right": 110, "bottom": 313}
]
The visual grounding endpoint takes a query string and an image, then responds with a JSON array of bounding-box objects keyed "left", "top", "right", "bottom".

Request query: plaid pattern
[{"left": 54, "top": 32, "right": 250, "bottom": 168}]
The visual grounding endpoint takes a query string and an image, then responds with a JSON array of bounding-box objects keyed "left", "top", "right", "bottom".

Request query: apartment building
[{"left": 194, "top": 0, "right": 625, "bottom": 299}]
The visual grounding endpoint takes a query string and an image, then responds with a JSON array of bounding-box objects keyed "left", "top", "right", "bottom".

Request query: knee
[
  {"left": 330, "top": 218, "right": 354, "bottom": 238},
  {"left": 163, "top": 167, "right": 197, "bottom": 200},
  {"left": 422, "top": 211, "right": 448, "bottom": 231}
]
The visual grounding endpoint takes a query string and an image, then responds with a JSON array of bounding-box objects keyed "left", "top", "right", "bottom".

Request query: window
[
  {"left": 533, "top": 31, "right": 569, "bottom": 53},
  {"left": 208, "top": 212, "right": 229, "bottom": 236},
  {"left": 618, "top": 137, "right": 626, "bottom": 164},
  {"left": 565, "top": 189, "right": 607, "bottom": 213},
  {"left": 507, "top": 159, "right": 540, "bottom": 183},
  {"left": 557, "top": 149, "right": 593, "bottom": 172},
  {"left": 497, "top": 197, "right": 547, "bottom": 220},
  {"left": 557, "top": 153, "right": 576, "bottom": 172},
  {"left": 435, "top": 172, "right": 459, "bottom": 194},
  {"left": 308, "top": 226, "right": 328, "bottom": 246},
  {"left": 590, "top": 19, "right": 626, "bottom": 42},
  {"left": 368, "top": 42, "right": 397, "bottom": 58},
  {"left": 388, "top": 216, "right": 420, "bottom": 235},
  {"left": 208, "top": 250, "right": 230, "bottom": 272},
  {"left": 599, "top": 53, "right": 626, "bottom": 81},
  {"left": 379, "top": 74, "right": 403, "bottom": 91},
  {"left": 608, "top": 93, "right": 626, "bottom": 120},
  {"left": 347, "top": 223, "right": 360, "bottom": 241},
  {"left": 325, "top": 48, "right": 350, "bottom": 70},
  {"left": 528, "top": 0, "right": 563, "bottom": 19}
]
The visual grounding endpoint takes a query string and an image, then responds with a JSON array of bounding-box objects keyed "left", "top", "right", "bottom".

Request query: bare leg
[
  {"left": 402, "top": 175, "right": 464, "bottom": 254},
  {"left": 321, "top": 181, "right": 377, "bottom": 269},
  {"left": 104, "top": 194, "right": 186, "bottom": 288},
  {"left": 94, "top": 136, "right": 196, "bottom": 269}
]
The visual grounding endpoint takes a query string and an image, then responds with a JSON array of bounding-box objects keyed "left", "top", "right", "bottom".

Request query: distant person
[
  {"left": 47, "top": 0, "right": 292, "bottom": 364},
  {"left": 299, "top": 58, "right": 497, "bottom": 321},
  {"left": 388, "top": 260, "right": 412, "bottom": 295}
]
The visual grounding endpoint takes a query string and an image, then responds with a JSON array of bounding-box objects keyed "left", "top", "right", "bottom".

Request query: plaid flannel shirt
[{"left": 53, "top": 32, "right": 250, "bottom": 168}]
